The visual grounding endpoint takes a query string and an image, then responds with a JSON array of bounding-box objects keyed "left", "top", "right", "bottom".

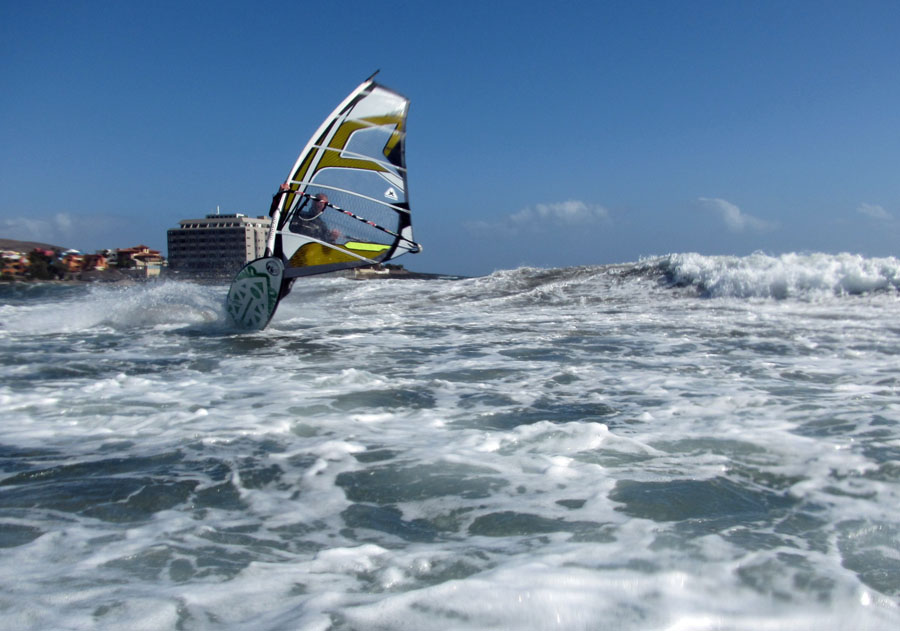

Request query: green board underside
[{"left": 225, "top": 257, "right": 284, "bottom": 330}]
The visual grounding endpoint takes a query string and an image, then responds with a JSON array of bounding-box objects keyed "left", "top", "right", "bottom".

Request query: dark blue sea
[{"left": 1, "top": 252, "right": 898, "bottom": 630}]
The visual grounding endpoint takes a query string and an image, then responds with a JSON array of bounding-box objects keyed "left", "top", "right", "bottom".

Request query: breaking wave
[{"left": 469, "top": 252, "right": 900, "bottom": 302}]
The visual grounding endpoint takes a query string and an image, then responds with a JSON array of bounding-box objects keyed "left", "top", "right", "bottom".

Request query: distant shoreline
[
  {"left": 3, "top": 237, "right": 466, "bottom": 283},
  {"left": 1, "top": 268, "right": 466, "bottom": 285}
]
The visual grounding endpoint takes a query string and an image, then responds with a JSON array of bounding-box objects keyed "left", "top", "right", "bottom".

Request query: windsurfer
[
  {"left": 290, "top": 193, "right": 341, "bottom": 243},
  {"left": 279, "top": 193, "right": 337, "bottom": 302}
]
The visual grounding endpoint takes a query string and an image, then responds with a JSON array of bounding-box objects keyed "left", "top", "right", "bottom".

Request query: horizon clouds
[{"left": 698, "top": 197, "right": 774, "bottom": 233}]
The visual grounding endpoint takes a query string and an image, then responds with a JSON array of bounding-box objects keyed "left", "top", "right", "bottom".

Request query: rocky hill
[{"left": 0, "top": 238, "right": 69, "bottom": 252}]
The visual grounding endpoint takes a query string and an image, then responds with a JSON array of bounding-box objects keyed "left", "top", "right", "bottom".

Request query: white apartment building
[{"left": 167, "top": 213, "right": 271, "bottom": 275}]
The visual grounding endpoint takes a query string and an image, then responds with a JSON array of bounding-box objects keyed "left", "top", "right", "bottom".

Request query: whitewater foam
[
  {"left": 1, "top": 253, "right": 898, "bottom": 630},
  {"left": 658, "top": 251, "right": 900, "bottom": 298}
]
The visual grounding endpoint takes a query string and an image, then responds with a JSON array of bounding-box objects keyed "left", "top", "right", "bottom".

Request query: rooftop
[{"left": 175, "top": 214, "right": 271, "bottom": 229}]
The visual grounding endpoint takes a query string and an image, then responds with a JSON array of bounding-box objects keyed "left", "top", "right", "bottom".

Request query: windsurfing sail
[
  {"left": 269, "top": 76, "right": 419, "bottom": 278},
  {"left": 226, "top": 76, "right": 421, "bottom": 330}
]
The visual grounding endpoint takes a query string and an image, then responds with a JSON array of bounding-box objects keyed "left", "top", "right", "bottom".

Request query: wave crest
[{"left": 657, "top": 252, "right": 900, "bottom": 298}]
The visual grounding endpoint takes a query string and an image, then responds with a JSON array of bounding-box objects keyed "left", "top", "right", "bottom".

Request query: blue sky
[{"left": 2, "top": 0, "right": 898, "bottom": 276}]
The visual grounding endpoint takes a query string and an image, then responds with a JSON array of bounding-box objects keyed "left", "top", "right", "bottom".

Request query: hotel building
[{"left": 167, "top": 213, "right": 271, "bottom": 275}]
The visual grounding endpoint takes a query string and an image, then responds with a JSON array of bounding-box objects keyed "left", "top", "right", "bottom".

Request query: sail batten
[
  {"left": 284, "top": 183, "right": 412, "bottom": 216},
  {"left": 294, "top": 146, "right": 408, "bottom": 177}
]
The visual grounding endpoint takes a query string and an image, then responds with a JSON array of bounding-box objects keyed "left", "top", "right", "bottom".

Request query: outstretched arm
[{"left": 268, "top": 182, "right": 291, "bottom": 217}]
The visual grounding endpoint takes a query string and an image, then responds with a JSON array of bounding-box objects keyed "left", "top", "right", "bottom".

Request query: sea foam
[{"left": 0, "top": 252, "right": 898, "bottom": 630}]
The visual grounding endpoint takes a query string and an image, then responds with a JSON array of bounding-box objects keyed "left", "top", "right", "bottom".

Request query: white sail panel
[{"left": 272, "top": 79, "right": 417, "bottom": 274}]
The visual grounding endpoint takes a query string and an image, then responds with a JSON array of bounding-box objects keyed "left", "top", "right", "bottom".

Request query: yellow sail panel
[
  {"left": 344, "top": 242, "right": 391, "bottom": 253},
  {"left": 288, "top": 242, "right": 384, "bottom": 267}
]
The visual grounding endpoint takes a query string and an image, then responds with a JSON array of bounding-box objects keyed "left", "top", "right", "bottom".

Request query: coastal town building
[
  {"left": 0, "top": 241, "right": 161, "bottom": 281},
  {"left": 115, "top": 245, "right": 165, "bottom": 277},
  {"left": 1, "top": 250, "right": 29, "bottom": 279},
  {"left": 61, "top": 250, "right": 85, "bottom": 274},
  {"left": 166, "top": 213, "right": 271, "bottom": 275},
  {"left": 83, "top": 253, "right": 109, "bottom": 271}
]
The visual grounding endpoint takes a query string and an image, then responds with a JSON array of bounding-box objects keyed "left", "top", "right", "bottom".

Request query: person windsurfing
[
  {"left": 289, "top": 192, "right": 341, "bottom": 243},
  {"left": 270, "top": 183, "right": 340, "bottom": 243}
]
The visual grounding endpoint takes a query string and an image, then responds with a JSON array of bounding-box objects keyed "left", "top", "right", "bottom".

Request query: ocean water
[{"left": 1, "top": 251, "right": 899, "bottom": 630}]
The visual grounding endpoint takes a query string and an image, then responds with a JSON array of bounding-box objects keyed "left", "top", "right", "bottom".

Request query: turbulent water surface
[{"left": 1, "top": 252, "right": 899, "bottom": 630}]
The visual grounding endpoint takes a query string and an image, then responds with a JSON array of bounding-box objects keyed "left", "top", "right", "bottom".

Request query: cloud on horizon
[
  {"left": 509, "top": 200, "right": 609, "bottom": 226},
  {"left": 697, "top": 197, "right": 774, "bottom": 233},
  {"left": 466, "top": 199, "right": 609, "bottom": 236},
  {"left": 1, "top": 213, "right": 76, "bottom": 247},
  {"left": 856, "top": 202, "right": 893, "bottom": 221}
]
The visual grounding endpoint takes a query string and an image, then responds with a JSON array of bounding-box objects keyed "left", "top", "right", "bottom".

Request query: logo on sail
[{"left": 384, "top": 187, "right": 399, "bottom": 201}]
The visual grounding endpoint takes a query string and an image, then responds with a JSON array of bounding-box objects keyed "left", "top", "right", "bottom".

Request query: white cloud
[
  {"left": 463, "top": 219, "right": 496, "bottom": 237},
  {"left": 1, "top": 213, "right": 77, "bottom": 246},
  {"left": 510, "top": 200, "right": 609, "bottom": 226},
  {"left": 464, "top": 199, "right": 609, "bottom": 238},
  {"left": 698, "top": 197, "right": 773, "bottom": 232},
  {"left": 856, "top": 203, "right": 892, "bottom": 221}
]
